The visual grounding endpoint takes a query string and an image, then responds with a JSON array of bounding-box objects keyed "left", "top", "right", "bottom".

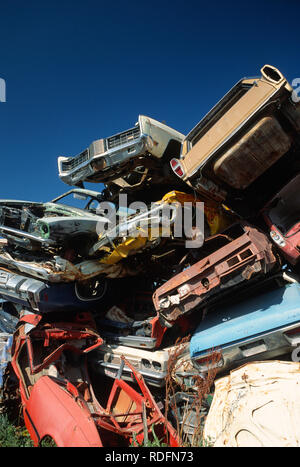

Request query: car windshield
[
  {"left": 117, "top": 206, "right": 139, "bottom": 219},
  {"left": 51, "top": 190, "right": 103, "bottom": 213}
]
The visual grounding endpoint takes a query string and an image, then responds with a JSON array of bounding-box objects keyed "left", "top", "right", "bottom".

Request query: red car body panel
[
  {"left": 265, "top": 221, "right": 300, "bottom": 265},
  {"left": 261, "top": 174, "right": 300, "bottom": 266},
  {"left": 24, "top": 376, "right": 103, "bottom": 447},
  {"left": 95, "top": 356, "right": 179, "bottom": 447},
  {"left": 11, "top": 312, "right": 179, "bottom": 447}
]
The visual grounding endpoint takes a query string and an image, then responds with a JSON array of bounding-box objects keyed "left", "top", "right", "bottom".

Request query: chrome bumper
[
  {"left": 192, "top": 323, "right": 300, "bottom": 374},
  {"left": 58, "top": 129, "right": 148, "bottom": 185}
]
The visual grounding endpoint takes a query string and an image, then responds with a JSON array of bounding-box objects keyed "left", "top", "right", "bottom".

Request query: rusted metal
[
  {"left": 213, "top": 116, "right": 291, "bottom": 190},
  {"left": 204, "top": 361, "right": 300, "bottom": 447},
  {"left": 153, "top": 223, "right": 278, "bottom": 324},
  {"left": 0, "top": 243, "right": 141, "bottom": 281},
  {"left": 0, "top": 192, "right": 109, "bottom": 253},
  {"left": 10, "top": 314, "right": 179, "bottom": 447},
  {"left": 262, "top": 173, "right": 300, "bottom": 266},
  {"left": 98, "top": 356, "right": 179, "bottom": 446},
  {"left": 173, "top": 65, "right": 300, "bottom": 211}
]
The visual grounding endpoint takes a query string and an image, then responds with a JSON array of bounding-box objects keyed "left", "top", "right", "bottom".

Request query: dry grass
[{"left": 164, "top": 336, "right": 221, "bottom": 446}]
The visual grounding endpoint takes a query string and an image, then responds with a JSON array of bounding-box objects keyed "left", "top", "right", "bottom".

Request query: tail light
[
  {"left": 285, "top": 327, "right": 300, "bottom": 336},
  {"left": 192, "top": 354, "right": 223, "bottom": 371},
  {"left": 170, "top": 158, "right": 185, "bottom": 178},
  {"left": 284, "top": 326, "right": 300, "bottom": 346},
  {"left": 270, "top": 230, "right": 286, "bottom": 247}
]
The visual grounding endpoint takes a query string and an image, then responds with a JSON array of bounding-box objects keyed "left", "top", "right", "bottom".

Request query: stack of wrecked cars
[{"left": 1, "top": 64, "right": 300, "bottom": 447}]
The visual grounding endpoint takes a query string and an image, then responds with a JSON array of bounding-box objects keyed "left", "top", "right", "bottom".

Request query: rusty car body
[
  {"left": 0, "top": 240, "right": 141, "bottom": 282},
  {"left": 153, "top": 223, "right": 279, "bottom": 325},
  {"left": 10, "top": 310, "right": 178, "bottom": 447},
  {"left": 94, "top": 287, "right": 197, "bottom": 350},
  {"left": 89, "top": 190, "right": 200, "bottom": 263},
  {"left": 3, "top": 62, "right": 300, "bottom": 448},
  {"left": 170, "top": 65, "right": 300, "bottom": 217},
  {"left": 0, "top": 189, "right": 231, "bottom": 283},
  {"left": 58, "top": 115, "right": 184, "bottom": 186},
  {"left": 204, "top": 360, "right": 300, "bottom": 447},
  {"left": 261, "top": 173, "right": 300, "bottom": 266}
]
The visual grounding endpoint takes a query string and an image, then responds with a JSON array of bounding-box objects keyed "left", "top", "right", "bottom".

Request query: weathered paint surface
[
  {"left": 204, "top": 361, "right": 300, "bottom": 447},
  {"left": 11, "top": 315, "right": 179, "bottom": 447},
  {"left": 153, "top": 224, "right": 278, "bottom": 324}
]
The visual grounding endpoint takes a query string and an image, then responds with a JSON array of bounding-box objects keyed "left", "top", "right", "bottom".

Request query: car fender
[{"left": 24, "top": 375, "right": 102, "bottom": 447}]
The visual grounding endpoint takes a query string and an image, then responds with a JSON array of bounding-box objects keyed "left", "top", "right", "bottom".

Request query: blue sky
[{"left": 0, "top": 0, "right": 299, "bottom": 202}]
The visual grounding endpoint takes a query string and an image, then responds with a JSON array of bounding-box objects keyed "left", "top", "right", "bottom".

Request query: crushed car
[
  {"left": 153, "top": 222, "right": 280, "bottom": 326},
  {"left": 203, "top": 360, "right": 300, "bottom": 447},
  {"left": 0, "top": 188, "right": 108, "bottom": 254},
  {"left": 169, "top": 65, "right": 300, "bottom": 218},
  {"left": 261, "top": 173, "right": 300, "bottom": 266},
  {"left": 0, "top": 188, "right": 230, "bottom": 282},
  {"left": 190, "top": 275, "right": 300, "bottom": 376},
  {"left": 0, "top": 267, "right": 127, "bottom": 313},
  {"left": 2, "top": 63, "right": 300, "bottom": 448},
  {"left": 58, "top": 115, "right": 185, "bottom": 186},
  {"left": 91, "top": 339, "right": 190, "bottom": 388},
  {"left": 9, "top": 310, "right": 178, "bottom": 447}
]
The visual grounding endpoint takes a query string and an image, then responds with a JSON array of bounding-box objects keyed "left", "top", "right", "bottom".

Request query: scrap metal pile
[{"left": 1, "top": 64, "right": 300, "bottom": 447}]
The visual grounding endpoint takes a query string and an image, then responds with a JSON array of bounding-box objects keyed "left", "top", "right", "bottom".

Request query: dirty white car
[
  {"left": 58, "top": 115, "right": 185, "bottom": 186},
  {"left": 204, "top": 360, "right": 300, "bottom": 447}
]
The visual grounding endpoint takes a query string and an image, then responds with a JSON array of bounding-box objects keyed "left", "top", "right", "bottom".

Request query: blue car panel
[
  {"left": 190, "top": 283, "right": 300, "bottom": 363},
  {"left": 0, "top": 269, "right": 112, "bottom": 313}
]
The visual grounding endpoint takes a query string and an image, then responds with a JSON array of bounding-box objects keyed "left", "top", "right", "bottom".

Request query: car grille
[
  {"left": 61, "top": 149, "right": 89, "bottom": 171},
  {"left": 106, "top": 125, "right": 140, "bottom": 150}
]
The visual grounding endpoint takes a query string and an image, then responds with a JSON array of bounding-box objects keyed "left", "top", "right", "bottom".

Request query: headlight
[
  {"left": 270, "top": 230, "right": 286, "bottom": 247},
  {"left": 39, "top": 222, "right": 50, "bottom": 239},
  {"left": 91, "top": 158, "right": 107, "bottom": 171}
]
